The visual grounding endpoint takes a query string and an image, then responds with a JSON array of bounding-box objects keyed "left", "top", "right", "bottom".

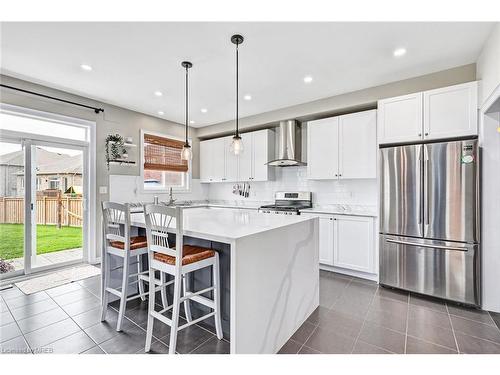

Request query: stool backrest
[
  {"left": 102, "top": 201, "right": 130, "bottom": 246},
  {"left": 143, "top": 204, "right": 183, "bottom": 264}
]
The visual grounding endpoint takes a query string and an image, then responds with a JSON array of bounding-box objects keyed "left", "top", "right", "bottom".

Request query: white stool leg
[
  {"left": 169, "top": 274, "right": 182, "bottom": 354},
  {"left": 137, "top": 254, "right": 146, "bottom": 301},
  {"left": 116, "top": 256, "right": 129, "bottom": 331},
  {"left": 213, "top": 253, "right": 223, "bottom": 340},
  {"left": 145, "top": 265, "right": 155, "bottom": 352},
  {"left": 182, "top": 274, "right": 192, "bottom": 322},
  {"left": 100, "top": 250, "right": 110, "bottom": 322},
  {"left": 160, "top": 272, "right": 168, "bottom": 308}
]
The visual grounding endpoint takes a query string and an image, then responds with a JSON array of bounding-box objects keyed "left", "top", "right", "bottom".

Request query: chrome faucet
[{"left": 168, "top": 187, "right": 176, "bottom": 205}]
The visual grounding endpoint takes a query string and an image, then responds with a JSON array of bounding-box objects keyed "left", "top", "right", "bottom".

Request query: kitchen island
[{"left": 129, "top": 206, "right": 319, "bottom": 354}]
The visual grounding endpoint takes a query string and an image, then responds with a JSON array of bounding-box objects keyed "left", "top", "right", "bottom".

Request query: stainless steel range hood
[{"left": 266, "top": 120, "right": 306, "bottom": 167}]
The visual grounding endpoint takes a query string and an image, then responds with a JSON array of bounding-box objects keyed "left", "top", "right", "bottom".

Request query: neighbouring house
[
  {"left": 0, "top": 147, "right": 82, "bottom": 197},
  {"left": 0, "top": 149, "right": 23, "bottom": 197}
]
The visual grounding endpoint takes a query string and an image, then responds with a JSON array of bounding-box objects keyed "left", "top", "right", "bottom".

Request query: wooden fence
[{"left": 0, "top": 196, "right": 83, "bottom": 227}]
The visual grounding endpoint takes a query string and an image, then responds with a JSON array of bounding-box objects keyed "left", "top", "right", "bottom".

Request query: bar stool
[
  {"left": 143, "top": 204, "right": 223, "bottom": 354},
  {"left": 100, "top": 202, "right": 170, "bottom": 331}
]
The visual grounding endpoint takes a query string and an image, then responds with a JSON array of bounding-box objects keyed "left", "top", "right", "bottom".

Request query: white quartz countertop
[
  {"left": 300, "top": 204, "right": 378, "bottom": 217},
  {"left": 130, "top": 206, "right": 315, "bottom": 243}
]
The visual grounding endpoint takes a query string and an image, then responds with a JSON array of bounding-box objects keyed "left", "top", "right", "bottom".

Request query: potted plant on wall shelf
[{"left": 105, "top": 134, "right": 128, "bottom": 169}]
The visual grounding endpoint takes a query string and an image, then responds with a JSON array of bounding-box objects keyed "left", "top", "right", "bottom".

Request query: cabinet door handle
[
  {"left": 425, "top": 132, "right": 429, "bottom": 136},
  {"left": 339, "top": 174, "right": 342, "bottom": 177},
  {"left": 334, "top": 173, "right": 338, "bottom": 177},
  {"left": 418, "top": 133, "right": 422, "bottom": 137}
]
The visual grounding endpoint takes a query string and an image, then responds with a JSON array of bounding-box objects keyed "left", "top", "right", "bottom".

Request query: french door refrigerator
[{"left": 379, "top": 139, "right": 480, "bottom": 306}]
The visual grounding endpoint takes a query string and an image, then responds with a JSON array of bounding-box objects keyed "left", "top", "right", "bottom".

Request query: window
[
  {"left": 141, "top": 131, "right": 190, "bottom": 191},
  {"left": 49, "top": 178, "right": 60, "bottom": 190},
  {"left": 36, "top": 177, "right": 42, "bottom": 191},
  {"left": 0, "top": 112, "right": 88, "bottom": 141}
]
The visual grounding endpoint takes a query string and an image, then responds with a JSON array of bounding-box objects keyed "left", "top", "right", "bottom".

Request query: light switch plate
[{"left": 99, "top": 186, "right": 108, "bottom": 194}]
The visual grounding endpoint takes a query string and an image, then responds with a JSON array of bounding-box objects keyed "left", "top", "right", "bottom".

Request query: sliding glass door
[
  {"left": 0, "top": 105, "right": 93, "bottom": 281},
  {"left": 31, "top": 142, "right": 86, "bottom": 271},
  {"left": 0, "top": 139, "right": 26, "bottom": 278}
]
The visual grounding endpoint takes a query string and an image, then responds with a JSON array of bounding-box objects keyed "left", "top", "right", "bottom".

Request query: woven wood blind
[{"left": 143, "top": 134, "right": 188, "bottom": 172}]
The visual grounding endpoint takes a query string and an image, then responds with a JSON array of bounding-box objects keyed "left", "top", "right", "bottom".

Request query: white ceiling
[{"left": 0, "top": 22, "right": 494, "bottom": 127}]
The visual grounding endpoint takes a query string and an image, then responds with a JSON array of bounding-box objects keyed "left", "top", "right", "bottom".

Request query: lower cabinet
[
  {"left": 318, "top": 216, "right": 334, "bottom": 265},
  {"left": 333, "top": 215, "right": 375, "bottom": 274},
  {"left": 303, "top": 213, "right": 376, "bottom": 275}
]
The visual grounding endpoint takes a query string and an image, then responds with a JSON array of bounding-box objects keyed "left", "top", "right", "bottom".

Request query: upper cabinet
[
  {"left": 378, "top": 81, "right": 478, "bottom": 145},
  {"left": 339, "top": 110, "right": 377, "bottom": 179},
  {"left": 200, "top": 129, "right": 274, "bottom": 183},
  {"left": 307, "top": 109, "right": 377, "bottom": 180},
  {"left": 200, "top": 137, "right": 226, "bottom": 183},
  {"left": 307, "top": 117, "right": 339, "bottom": 180},
  {"left": 423, "top": 82, "right": 478, "bottom": 141},
  {"left": 377, "top": 92, "right": 423, "bottom": 144}
]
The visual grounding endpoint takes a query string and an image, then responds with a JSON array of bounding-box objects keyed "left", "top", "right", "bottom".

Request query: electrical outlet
[{"left": 99, "top": 186, "right": 108, "bottom": 194}]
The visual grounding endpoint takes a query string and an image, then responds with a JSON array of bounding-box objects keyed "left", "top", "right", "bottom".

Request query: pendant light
[
  {"left": 181, "top": 61, "right": 193, "bottom": 160},
  {"left": 230, "top": 34, "right": 244, "bottom": 155}
]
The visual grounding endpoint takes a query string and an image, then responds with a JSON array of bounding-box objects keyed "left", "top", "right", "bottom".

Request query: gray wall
[
  {"left": 197, "top": 63, "right": 477, "bottom": 139},
  {"left": 0, "top": 74, "right": 200, "bottom": 259}
]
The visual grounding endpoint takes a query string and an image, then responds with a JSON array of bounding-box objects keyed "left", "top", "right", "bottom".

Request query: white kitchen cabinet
[
  {"left": 301, "top": 212, "right": 335, "bottom": 265},
  {"left": 423, "top": 81, "right": 478, "bottom": 140},
  {"left": 200, "top": 138, "right": 215, "bottom": 182},
  {"left": 238, "top": 132, "right": 253, "bottom": 182},
  {"left": 224, "top": 136, "right": 239, "bottom": 182},
  {"left": 251, "top": 129, "right": 273, "bottom": 181},
  {"left": 212, "top": 137, "right": 226, "bottom": 182},
  {"left": 318, "top": 216, "right": 335, "bottom": 265},
  {"left": 378, "top": 81, "right": 478, "bottom": 144},
  {"left": 200, "top": 129, "right": 274, "bottom": 183},
  {"left": 339, "top": 110, "right": 377, "bottom": 179},
  {"left": 377, "top": 92, "right": 423, "bottom": 144},
  {"left": 333, "top": 215, "right": 375, "bottom": 274},
  {"left": 307, "top": 110, "right": 376, "bottom": 180},
  {"left": 307, "top": 117, "right": 339, "bottom": 180}
]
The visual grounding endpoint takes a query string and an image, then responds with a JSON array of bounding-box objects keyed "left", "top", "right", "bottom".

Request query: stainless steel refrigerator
[{"left": 379, "top": 139, "right": 480, "bottom": 306}]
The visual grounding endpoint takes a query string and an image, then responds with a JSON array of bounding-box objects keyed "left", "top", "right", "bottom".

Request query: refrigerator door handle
[
  {"left": 386, "top": 239, "right": 468, "bottom": 252},
  {"left": 417, "top": 145, "right": 422, "bottom": 225},
  {"left": 423, "top": 145, "right": 430, "bottom": 227}
]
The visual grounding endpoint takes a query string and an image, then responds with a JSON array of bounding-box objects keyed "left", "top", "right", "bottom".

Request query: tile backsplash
[
  {"left": 207, "top": 167, "right": 378, "bottom": 205},
  {"left": 109, "top": 167, "right": 377, "bottom": 206}
]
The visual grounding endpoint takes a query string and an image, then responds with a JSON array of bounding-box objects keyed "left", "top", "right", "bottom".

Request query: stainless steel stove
[{"left": 258, "top": 191, "right": 312, "bottom": 215}]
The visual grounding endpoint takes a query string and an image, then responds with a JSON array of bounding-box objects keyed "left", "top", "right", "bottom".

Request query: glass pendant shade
[
  {"left": 230, "top": 135, "right": 243, "bottom": 155},
  {"left": 181, "top": 144, "right": 192, "bottom": 160}
]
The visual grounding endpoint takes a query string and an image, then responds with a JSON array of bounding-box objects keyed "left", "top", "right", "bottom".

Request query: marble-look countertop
[
  {"left": 130, "top": 206, "right": 315, "bottom": 243},
  {"left": 300, "top": 204, "right": 378, "bottom": 217},
  {"left": 129, "top": 200, "right": 377, "bottom": 217}
]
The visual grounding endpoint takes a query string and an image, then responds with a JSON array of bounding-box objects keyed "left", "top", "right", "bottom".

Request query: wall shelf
[
  {"left": 108, "top": 141, "right": 137, "bottom": 148},
  {"left": 109, "top": 159, "right": 136, "bottom": 166}
]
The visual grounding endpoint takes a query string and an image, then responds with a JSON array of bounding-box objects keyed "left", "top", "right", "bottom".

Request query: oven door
[{"left": 379, "top": 234, "right": 480, "bottom": 306}]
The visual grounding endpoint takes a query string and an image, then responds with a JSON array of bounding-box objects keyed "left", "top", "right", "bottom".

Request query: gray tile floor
[
  {"left": 2, "top": 270, "right": 500, "bottom": 354},
  {"left": 278, "top": 270, "right": 500, "bottom": 354},
  {"left": 0, "top": 274, "right": 229, "bottom": 354}
]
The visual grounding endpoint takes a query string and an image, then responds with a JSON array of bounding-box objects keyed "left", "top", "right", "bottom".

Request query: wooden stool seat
[
  {"left": 110, "top": 236, "right": 148, "bottom": 250},
  {"left": 153, "top": 245, "right": 215, "bottom": 265}
]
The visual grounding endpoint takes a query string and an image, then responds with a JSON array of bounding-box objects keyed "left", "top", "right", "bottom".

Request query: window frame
[{"left": 140, "top": 129, "right": 192, "bottom": 193}]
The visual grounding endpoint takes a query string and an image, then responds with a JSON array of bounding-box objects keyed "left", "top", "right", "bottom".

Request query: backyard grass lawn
[{"left": 0, "top": 224, "right": 82, "bottom": 260}]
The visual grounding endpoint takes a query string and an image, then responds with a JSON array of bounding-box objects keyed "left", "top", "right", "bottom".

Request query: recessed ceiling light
[
  {"left": 157, "top": 111, "right": 164, "bottom": 116},
  {"left": 190, "top": 120, "right": 195, "bottom": 124},
  {"left": 244, "top": 94, "right": 252, "bottom": 101},
  {"left": 154, "top": 91, "right": 163, "bottom": 97},
  {"left": 393, "top": 48, "right": 407, "bottom": 57},
  {"left": 80, "top": 64, "right": 93, "bottom": 71},
  {"left": 201, "top": 108, "right": 208, "bottom": 113},
  {"left": 303, "top": 76, "right": 313, "bottom": 84}
]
